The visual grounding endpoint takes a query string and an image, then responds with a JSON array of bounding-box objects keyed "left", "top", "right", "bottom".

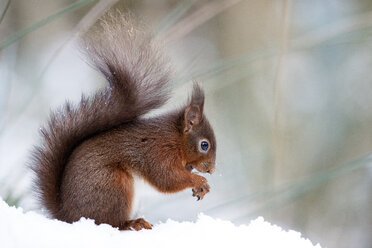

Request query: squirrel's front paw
[{"left": 192, "top": 181, "right": 210, "bottom": 201}]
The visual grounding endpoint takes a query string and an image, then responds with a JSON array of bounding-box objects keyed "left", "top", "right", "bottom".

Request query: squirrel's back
[{"left": 31, "top": 11, "right": 171, "bottom": 218}]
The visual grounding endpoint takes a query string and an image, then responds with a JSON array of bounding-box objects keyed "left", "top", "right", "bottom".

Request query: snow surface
[{"left": 0, "top": 198, "right": 321, "bottom": 248}]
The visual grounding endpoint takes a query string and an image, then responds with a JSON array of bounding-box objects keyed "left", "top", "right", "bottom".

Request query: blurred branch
[
  {"left": 161, "top": 0, "right": 242, "bottom": 44},
  {"left": 0, "top": 0, "right": 97, "bottom": 50},
  {"left": 0, "top": 0, "right": 11, "bottom": 24}
]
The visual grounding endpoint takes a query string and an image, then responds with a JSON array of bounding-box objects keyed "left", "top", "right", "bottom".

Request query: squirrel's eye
[{"left": 200, "top": 141, "right": 209, "bottom": 151}]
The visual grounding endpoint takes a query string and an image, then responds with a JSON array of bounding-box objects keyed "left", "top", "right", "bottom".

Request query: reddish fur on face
[{"left": 31, "top": 11, "right": 216, "bottom": 231}]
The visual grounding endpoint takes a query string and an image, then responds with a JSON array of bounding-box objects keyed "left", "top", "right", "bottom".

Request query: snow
[{"left": 0, "top": 198, "right": 321, "bottom": 248}]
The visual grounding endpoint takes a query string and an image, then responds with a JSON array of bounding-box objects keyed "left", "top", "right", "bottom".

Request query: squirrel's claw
[
  {"left": 192, "top": 189, "right": 201, "bottom": 201},
  {"left": 192, "top": 181, "right": 210, "bottom": 201}
]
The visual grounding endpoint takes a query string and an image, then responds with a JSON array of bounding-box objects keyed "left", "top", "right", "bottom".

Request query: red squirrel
[{"left": 31, "top": 12, "right": 216, "bottom": 231}]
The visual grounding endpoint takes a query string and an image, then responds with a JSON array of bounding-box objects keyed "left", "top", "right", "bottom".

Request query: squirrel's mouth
[
  {"left": 185, "top": 164, "right": 194, "bottom": 172},
  {"left": 185, "top": 163, "right": 214, "bottom": 174}
]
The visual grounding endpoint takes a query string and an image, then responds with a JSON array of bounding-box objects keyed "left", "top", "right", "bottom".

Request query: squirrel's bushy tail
[{"left": 31, "top": 11, "right": 170, "bottom": 217}]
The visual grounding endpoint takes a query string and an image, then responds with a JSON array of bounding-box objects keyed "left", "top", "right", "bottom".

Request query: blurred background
[{"left": 1, "top": 0, "right": 372, "bottom": 247}]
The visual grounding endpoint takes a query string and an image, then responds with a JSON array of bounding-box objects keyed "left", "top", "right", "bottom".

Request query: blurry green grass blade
[
  {"left": 4, "top": 190, "right": 23, "bottom": 208},
  {"left": 289, "top": 11, "right": 372, "bottom": 51},
  {"left": 0, "top": 0, "right": 11, "bottom": 24},
  {"left": 180, "top": 21, "right": 372, "bottom": 85},
  {"left": 255, "top": 153, "right": 372, "bottom": 216},
  {"left": 315, "top": 25, "right": 372, "bottom": 47},
  {"left": 208, "top": 153, "right": 372, "bottom": 216},
  {"left": 152, "top": 0, "right": 197, "bottom": 36},
  {"left": 162, "top": 0, "right": 243, "bottom": 44},
  {"left": 243, "top": 153, "right": 372, "bottom": 219},
  {"left": 177, "top": 46, "right": 206, "bottom": 79},
  {"left": 0, "top": 0, "right": 96, "bottom": 50},
  {"left": 175, "top": 47, "right": 278, "bottom": 85}
]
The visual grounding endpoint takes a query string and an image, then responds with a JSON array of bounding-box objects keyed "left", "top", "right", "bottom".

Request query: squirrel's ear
[
  {"left": 183, "top": 83, "right": 204, "bottom": 132},
  {"left": 184, "top": 105, "right": 201, "bottom": 132}
]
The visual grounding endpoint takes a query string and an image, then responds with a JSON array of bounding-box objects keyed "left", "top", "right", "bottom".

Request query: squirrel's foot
[
  {"left": 192, "top": 180, "right": 210, "bottom": 201},
  {"left": 121, "top": 218, "right": 153, "bottom": 231}
]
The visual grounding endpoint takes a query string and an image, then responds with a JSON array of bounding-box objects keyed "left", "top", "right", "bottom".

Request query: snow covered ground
[{"left": 0, "top": 198, "right": 321, "bottom": 248}]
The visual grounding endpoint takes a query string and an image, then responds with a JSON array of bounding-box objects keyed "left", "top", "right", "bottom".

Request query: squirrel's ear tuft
[{"left": 190, "top": 82, "right": 205, "bottom": 112}]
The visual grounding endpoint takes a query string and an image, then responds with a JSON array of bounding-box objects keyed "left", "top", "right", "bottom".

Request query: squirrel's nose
[{"left": 207, "top": 168, "right": 215, "bottom": 174}]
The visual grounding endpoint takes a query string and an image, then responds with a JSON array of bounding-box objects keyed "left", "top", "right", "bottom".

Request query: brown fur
[{"left": 31, "top": 11, "right": 216, "bottom": 231}]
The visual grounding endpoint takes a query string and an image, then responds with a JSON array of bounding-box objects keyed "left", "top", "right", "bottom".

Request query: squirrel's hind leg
[{"left": 119, "top": 218, "right": 153, "bottom": 231}]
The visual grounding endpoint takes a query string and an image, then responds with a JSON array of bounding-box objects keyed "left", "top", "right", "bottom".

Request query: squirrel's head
[{"left": 180, "top": 83, "right": 216, "bottom": 174}]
